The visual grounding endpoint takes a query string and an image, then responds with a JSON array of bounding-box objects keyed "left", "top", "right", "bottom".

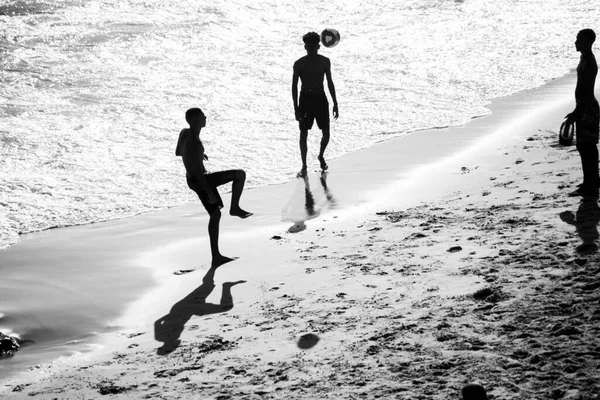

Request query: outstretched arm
[{"left": 325, "top": 59, "right": 339, "bottom": 119}]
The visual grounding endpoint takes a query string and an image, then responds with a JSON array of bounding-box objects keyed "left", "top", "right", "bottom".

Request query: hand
[
  {"left": 203, "top": 154, "right": 209, "bottom": 161},
  {"left": 564, "top": 112, "right": 575, "bottom": 125},
  {"left": 332, "top": 104, "right": 339, "bottom": 120},
  {"left": 295, "top": 109, "right": 303, "bottom": 122}
]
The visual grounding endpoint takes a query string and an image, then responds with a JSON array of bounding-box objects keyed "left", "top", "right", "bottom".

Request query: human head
[
  {"left": 185, "top": 107, "right": 206, "bottom": 127},
  {"left": 462, "top": 383, "right": 487, "bottom": 400},
  {"left": 303, "top": 31, "right": 320, "bottom": 54},
  {"left": 576, "top": 29, "right": 596, "bottom": 52}
]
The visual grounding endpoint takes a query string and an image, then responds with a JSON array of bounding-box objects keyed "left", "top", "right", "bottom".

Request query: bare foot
[
  {"left": 297, "top": 167, "right": 307, "bottom": 178},
  {"left": 230, "top": 208, "right": 253, "bottom": 219},
  {"left": 318, "top": 155, "right": 328, "bottom": 171},
  {"left": 211, "top": 255, "right": 237, "bottom": 268}
]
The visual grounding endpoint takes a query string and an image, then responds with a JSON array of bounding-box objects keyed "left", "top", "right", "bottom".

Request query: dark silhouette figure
[
  {"left": 462, "top": 383, "right": 488, "bottom": 400},
  {"left": 154, "top": 267, "right": 245, "bottom": 355},
  {"left": 560, "top": 194, "right": 600, "bottom": 254},
  {"left": 565, "top": 29, "right": 599, "bottom": 197},
  {"left": 292, "top": 31, "right": 339, "bottom": 177},
  {"left": 176, "top": 107, "right": 252, "bottom": 268}
]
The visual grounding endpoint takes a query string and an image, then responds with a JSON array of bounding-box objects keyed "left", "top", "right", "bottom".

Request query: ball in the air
[{"left": 321, "top": 28, "right": 340, "bottom": 48}]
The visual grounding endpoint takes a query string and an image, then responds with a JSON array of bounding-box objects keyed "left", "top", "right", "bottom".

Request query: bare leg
[
  {"left": 229, "top": 170, "right": 252, "bottom": 218},
  {"left": 573, "top": 143, "right": 600, "bottom": 195},
  {"left": 583, "top": 144, "right": 600, "bottom": 186},
  {"left": 299, "top": 129, "right": 308, "bottom": 175},
  {"left": 206, "top": 170, "right": 252, "bottom": 219},
  {"left": 318, "top": 128, "right": 330, "bottom": 170},
  {"left": 208, "top": 209, "right": 235, "bottom": 268}
]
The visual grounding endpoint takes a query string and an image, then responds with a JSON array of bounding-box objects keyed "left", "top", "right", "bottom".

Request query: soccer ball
[{"left": 321, "top": 28, "right": 340, "bottom": 48}]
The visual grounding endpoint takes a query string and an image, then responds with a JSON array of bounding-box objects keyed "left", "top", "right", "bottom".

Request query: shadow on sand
[
  {"left": 560, "top": 193, "right": 600, "bottom": 254},
  {"left": 154, "top": 267, "right": 245, "bottom": 355},
  {"left": 283, "top": 172, "right": 336, "bottom": 233}
]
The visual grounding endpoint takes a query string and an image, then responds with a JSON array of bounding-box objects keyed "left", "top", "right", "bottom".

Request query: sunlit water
[
  {"left": 1, "top": 0, "right": 599, "bottom": 381},
  {"left": 1, "top": 0, "right": 598, "bottom": 249}
]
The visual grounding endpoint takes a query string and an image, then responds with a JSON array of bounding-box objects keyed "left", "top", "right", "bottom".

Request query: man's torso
[
  {"left": 576, "top": 53, "right": 598, "bottom": 105},
  {"left": 295, "top": 54, "right": 329, "bottom": 96},
  {"left": 181, "top": 129, "right": 205, "bottom": 178}
]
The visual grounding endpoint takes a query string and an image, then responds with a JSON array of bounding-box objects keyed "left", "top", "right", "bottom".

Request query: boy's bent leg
[
  {"left": 206, "top": 170, "right": 252, "bottom": 218},
  {"left": 229, "top": 170, "right": 252, "bottom": 218}
]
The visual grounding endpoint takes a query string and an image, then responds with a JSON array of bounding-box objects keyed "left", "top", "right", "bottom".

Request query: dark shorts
[
  {"left": 299, "top": 92, "right": 329, "bottom": 131},
  {"left": 576, "top": 101, "right": 600, "bottom": 144},
  {"left": 186, "top": 172, "right": 233, "bottom": 214}
]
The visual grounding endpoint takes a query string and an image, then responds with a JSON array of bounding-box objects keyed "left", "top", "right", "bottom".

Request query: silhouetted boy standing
[
  {"left": 176, "top": 108, "right": 252, "bottom": 268},
  {"left": 292, "top": 31, "right": 339, "bottom": 177},
  {"left": 566, "top": 29, "right": 599, "bottom": 197}
]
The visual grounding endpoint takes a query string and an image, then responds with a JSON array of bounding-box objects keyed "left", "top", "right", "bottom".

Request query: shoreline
[
  {"left": 0, "top": 70, "right": 576, "bottom": 253},
  {"left": 0, "top": 71, "right": 583, "bottom": 386}
]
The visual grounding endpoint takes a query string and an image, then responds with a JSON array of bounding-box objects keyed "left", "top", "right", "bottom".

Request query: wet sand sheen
[{"left": 0, "top": 71, "right": 577, "bottom": 381}]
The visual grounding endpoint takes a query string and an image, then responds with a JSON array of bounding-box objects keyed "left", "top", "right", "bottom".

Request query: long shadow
[
  {"left": 559, "top": 194, "right": 600, "bottom": 254},
  {"left": 154, "top": 267, "right": 245, "bottom": 355}
]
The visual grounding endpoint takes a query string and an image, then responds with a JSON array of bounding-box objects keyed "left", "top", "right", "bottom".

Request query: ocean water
[{"left": 1, "top": 0, "right": 598, "bottom": 250}]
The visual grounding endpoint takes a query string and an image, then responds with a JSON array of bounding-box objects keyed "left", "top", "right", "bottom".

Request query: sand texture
[{"left": 1, "top": 77, "right": 600, "bottom": 399}]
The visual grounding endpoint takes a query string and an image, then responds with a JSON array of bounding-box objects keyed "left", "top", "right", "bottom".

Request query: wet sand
[{"left": 1, "top": 72, "right": 599, "bottom": 399}]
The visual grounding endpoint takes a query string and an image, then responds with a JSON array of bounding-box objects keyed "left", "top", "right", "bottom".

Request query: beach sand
[{"left": 1, "top": 72, "right": 600, "bottom": 399}]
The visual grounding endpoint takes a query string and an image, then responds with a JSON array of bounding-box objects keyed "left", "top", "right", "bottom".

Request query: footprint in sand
[
  {"left": 447, "top": 246, "right": 463, "bottom": 253},
  {"left": 174, "top": 269, "right": 195, "bottom": 275},
  {"left": 297, "top": 333, "right": 320, "bottom": 349}
]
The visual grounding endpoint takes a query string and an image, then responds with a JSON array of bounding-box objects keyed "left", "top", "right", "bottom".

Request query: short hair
[
  {"left": 578, "top": 29, "right": 596, "bottom": 44},
  {"left": 185, "top": 107, "right": 204, "bottom": 125},
  {"left": 302, "top": 31, "right": 320, "bottom": 46}
]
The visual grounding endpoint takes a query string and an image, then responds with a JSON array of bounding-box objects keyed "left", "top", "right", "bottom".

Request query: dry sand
[{"left": 1, "top": 74, "right": 600, "bottom": 399}]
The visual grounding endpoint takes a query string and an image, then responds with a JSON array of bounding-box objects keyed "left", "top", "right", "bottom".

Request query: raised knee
[{"left": 236, "top": 170, "right": 246, "bottom": 180}]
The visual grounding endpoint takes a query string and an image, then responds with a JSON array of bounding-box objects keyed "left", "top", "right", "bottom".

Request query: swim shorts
[
  {"left": 299, "top": 92, "right": 330, "bottom": 131},
  {"left": 186, "top": 173, "right": 226, "bottom": 214},
  {"left": 576, "top": 101, "right": 600, "bottom": 144}
]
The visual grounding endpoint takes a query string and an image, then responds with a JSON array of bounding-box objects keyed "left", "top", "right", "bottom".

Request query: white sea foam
[{"left": 0, "top": 0, "right": 597, "bottom": 249}]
